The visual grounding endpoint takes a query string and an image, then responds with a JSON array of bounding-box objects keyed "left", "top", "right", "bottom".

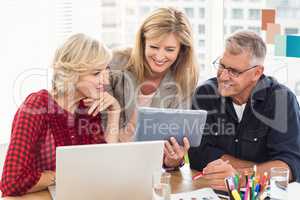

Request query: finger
[
  {"left": 88, "top": 100, "right": 101, "bottom": 115},
  {"left": 92, "top": 94, "right": 117, "bottom": 116},
  {"left": 101, "top": 96, "right": 115, "bottom": 111},
  {"left": 203, "top": 159, "right": 225, "bottom": 174},
  {"left": 169, "top": 137, "right": 183, "bottom": 157},
  {"left": 207, "top": 178, "right": 226, "bottom": 189},
  {"left": 163, "top": 148, "right": 176, "bottom": 167},
  {"left": 210, "top": 184, "right": 227, "bottom": 191},
  {"left": 163, "top": 147, "right": 172, "bottom": 158},
  {"left": 92, "top": 106, "right": 101, "bottom": 117},
  {"left": 204, "top": 159, "right": 224, "bottom": 170},
  {"left": 93, "top": 99, "right": 111, "bottom": 116},
  {"left": 204, "top": 164, "right": 226, "bottom": 175},
  {"left": 89, "top": 96, "right": 106, "bottom": 115},
  {"left": 183, "top": 137, "right": 190, "bottom": 152},
  {"left": 206, "top": 159, "right": 223, "bottom": 167},
  {"left": 164, "top": 141, "right": 176, "bottom": 157},
  {"left": 102, "top": 93, "right": 116, "bottom": 108},
  {"left": 204, "top": 162, "right": 234, "bottom": 176},
  {"left": 202, "top": 171, "right": 230, "bottom": 180}
]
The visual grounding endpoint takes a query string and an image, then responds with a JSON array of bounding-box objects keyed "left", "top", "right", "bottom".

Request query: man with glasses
[{"left": 189, "top": 30, "right": 300, "bottom": 190}]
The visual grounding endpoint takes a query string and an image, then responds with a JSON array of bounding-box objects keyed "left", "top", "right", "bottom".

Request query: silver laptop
[{"left": 51, "top": 141, "right": 164, "bottom": 200}]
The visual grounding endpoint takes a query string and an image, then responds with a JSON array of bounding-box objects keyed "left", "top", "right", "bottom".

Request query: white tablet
[{"left": 134, "top": 107, "right": 207, "bottom": 147}]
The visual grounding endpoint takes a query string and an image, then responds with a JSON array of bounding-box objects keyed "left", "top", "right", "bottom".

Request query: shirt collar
[{"left": 251, "top": 74, "right": 272, "bottom": 101}]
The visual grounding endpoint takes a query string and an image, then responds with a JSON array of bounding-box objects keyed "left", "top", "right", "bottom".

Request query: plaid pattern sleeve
[
  {"left": 0, "top": 92, "right": 48, "bottom": 197},
  {"left": 75, "top": 101, "right": 106, "bottom": 145}
]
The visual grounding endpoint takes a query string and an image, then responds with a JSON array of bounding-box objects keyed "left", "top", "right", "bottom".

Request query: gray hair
[{"left": 225, "top": 30, "right": 266, "bottom": 66}]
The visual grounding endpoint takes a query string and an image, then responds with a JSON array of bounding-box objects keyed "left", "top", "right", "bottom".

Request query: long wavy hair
[{"left": 127, "top": 7, "right": 199, "bottom": 98}]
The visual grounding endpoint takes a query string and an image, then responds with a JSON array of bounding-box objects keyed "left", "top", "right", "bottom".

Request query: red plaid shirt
[{"left": 0, "top": 90, "right": 106, "bottom": 197}]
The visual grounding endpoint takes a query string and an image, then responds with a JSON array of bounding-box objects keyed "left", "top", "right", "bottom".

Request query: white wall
[
  {"left": 0, "top": 143, "right": 8, "bottom": 180},
  {"left": 0, "top": 1, "right": 56, "bottom": 143},
  {"left": 0, "top": 0, "right": 103, "bottom": 143}
]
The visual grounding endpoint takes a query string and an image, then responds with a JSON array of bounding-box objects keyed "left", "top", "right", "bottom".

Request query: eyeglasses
[{"left": 213, "top": 57, "right": 259, "bottom": 78}]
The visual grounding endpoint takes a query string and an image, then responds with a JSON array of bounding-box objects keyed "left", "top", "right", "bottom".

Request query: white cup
[{"left": 270, "top": 167, "right": 289, "bottom": 200}]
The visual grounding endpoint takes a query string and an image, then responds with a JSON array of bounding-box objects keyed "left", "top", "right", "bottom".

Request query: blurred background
[{"left": 0, "top": 0, "right": 299, "bottom": 143}]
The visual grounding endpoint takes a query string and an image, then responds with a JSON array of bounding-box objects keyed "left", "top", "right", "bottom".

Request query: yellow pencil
[{"left": 231, "top": 189, "right": 242, "bottom": 200}]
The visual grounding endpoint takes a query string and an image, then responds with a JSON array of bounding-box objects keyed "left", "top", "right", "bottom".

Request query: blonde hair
[
  {"left": 52, "top": 33, "right": 112, "bottom": 96},
  {"left": 127, "top": 7, "right": 198, "bottom": 98}
]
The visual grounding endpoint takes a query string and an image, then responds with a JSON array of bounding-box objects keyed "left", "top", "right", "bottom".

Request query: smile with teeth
[{"left": 152, "top": 57, "right": 168, "bottom": 66}]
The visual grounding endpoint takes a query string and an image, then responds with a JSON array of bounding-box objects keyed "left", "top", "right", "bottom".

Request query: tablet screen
[{"left": 134, "top": 107, "right": 207, "bottom": 147}]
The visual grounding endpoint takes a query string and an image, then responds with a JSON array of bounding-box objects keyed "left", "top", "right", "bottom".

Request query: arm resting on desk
[
  {"left": 220, "top": 154, "right": 293, "bottom": 181},
  {"left": 27, "top": 171, "right": 55, "bottom": 194}
]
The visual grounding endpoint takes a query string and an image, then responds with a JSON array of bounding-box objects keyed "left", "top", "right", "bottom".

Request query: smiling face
[
  {"left": 76, "top": 67, "right": 109, "bottom": 99},
  {"left": 217, "top": 50, "right": 263, "bottom": 103},
  {"left": 144, "top": 33, "right": 181, "bottom": 78}
]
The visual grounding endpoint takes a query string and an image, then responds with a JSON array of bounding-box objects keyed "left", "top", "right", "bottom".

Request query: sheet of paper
[
  {"left": 288, "top": 182, "right": 300, "bottom": 199},
  {"left": 171, "top": 188, "right": 221, "bottom": 200},
  {"left": 261, "top": 9, "right": 275, "bottom": 30}
]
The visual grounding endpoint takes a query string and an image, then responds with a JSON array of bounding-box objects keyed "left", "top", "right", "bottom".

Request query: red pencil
[{"left": 192, "top": 171, "right": 204, "bottom": 180}]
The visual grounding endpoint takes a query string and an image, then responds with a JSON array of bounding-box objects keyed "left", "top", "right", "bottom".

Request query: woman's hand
[
  {"left": 83, "top": 92, "right": 121, "bottom": 143},
  {"left": 163, "top": 137, "right": 190, "bottom": 168},
  {"left": 84, "top": 92, "right": 121, "bottom": 116},
  {"left": 27, "top": 170, "right": 56, "bottom": 193}
]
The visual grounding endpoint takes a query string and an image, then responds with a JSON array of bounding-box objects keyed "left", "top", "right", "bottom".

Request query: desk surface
[{"left": 2, "top": 165, "right": 221, "bottom": 200}]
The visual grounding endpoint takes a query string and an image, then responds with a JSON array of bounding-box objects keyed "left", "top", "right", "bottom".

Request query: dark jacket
[{"left": 189, "top": 75, "right": 300, "bottom": 182}]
